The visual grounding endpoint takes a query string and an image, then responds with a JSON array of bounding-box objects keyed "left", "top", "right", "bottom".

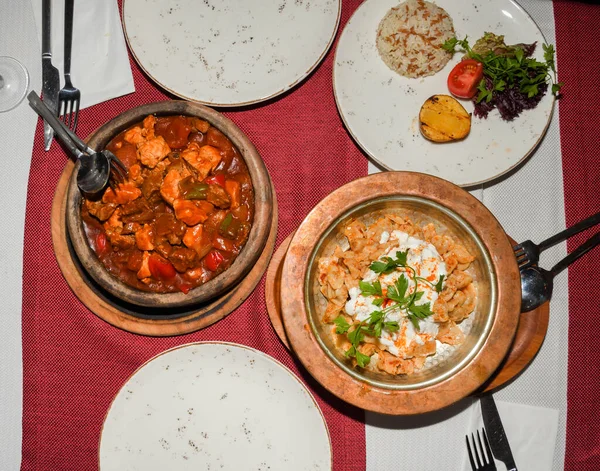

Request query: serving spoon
[
  {"left": 521, "top": 230, "right": 600, "bottom": 312},
  {"left": 28, "top": 91, "right": 110, "bottom": 194}
]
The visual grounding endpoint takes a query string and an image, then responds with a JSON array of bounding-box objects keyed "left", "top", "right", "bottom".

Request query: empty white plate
[
  {"left": 99, "top": 342, "right": 332, "bottom": 470},
  {"left": 123, "top": 0, "right": 341, "bottom": 106},
  {"left": 333, "top": 0, "right": 555, "bottom": 187}
]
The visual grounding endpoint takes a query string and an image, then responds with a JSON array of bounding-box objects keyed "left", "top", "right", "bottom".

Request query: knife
[
  {"left": 41, "top": 0, "right": 60, "bottom": 151},
  {"left": 480, "top": 394, "right": 518, "bottom": 471}
]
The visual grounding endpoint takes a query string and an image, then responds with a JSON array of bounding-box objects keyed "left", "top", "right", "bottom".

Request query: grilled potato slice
[{"left": 419, "top": 95, "right": 471, "bottom": 142}]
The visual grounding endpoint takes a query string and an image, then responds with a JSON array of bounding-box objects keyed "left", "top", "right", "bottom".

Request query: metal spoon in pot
[
  {"left": 521, "top": 230, "right": 600, "bottom": 312},
  {"left": 27, "top": 91, "right": 110, "bottom": 194}
]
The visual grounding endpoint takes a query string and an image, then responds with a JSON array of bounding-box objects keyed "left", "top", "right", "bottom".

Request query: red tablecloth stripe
[
  {"left": 554, "top": 1, "right": 600, "bottom": 469},
  {"left": 21, "top": 1, "right": 367, "bottom": 470}
]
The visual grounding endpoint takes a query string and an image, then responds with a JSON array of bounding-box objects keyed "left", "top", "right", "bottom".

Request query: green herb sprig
[
  {"left": 333, "top": 250, "right": 445, "bottom": 367},
  {"left": 442, "top": 36, "right": 563, "bottom": 102}
]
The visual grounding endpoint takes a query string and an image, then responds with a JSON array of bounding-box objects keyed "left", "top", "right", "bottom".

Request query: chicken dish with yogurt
[
  {"left": 318, "top": 214, "right": 476, "bottom": 376},
  {"left": 81, "top": 115, "right": 254, "bottom": 294}
]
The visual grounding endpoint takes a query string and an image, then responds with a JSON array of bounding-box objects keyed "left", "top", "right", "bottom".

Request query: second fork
[
  {"left": 57, "top": 0, "right": 80, "bottom": 132},
  {"left": 513, "top": 210, "right": 600, "bottom": 270}
]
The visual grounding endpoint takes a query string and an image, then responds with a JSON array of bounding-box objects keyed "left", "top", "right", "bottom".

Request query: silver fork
[
  {"left": 57, "top": 0, "right": 80, "bottom": 132},
  {"left": 513, "top": 210, "right": 600, "bottom": 270},
  {"left": 466, "top": 429, "right": 497, "bottom": 471}
]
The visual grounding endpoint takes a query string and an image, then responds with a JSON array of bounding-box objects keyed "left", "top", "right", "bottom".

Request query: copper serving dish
[{"left": 280, "top": 171, "right": 521, "bottom": 415}]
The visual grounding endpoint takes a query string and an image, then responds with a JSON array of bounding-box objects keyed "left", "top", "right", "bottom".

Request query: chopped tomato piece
[
  {"left": 178, "top": 282, "right": 193, "bottom": 294},
  {"left": 155, "top": 116, "right": 192, "bottom": 148},
  {"left": 96, "top": 232, "right": 109, "bottom": 255},
  {"left": 148, "top": 254, "right": 177, "bottom": 280},
  {"left": 204, "top": 250, "right": 225, "bottom": 272},
  {"left": 447, "top": 59, "right": 484, "bottom": 99},
  {"left": 205, "top": 174, "right": 226, "bottom": 187}
]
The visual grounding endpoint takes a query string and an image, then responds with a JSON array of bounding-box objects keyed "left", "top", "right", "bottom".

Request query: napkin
[
  {"left": 463, "top": 399, "right": 560, "bottom": 471},
  {"left": 31, "top": 0, "right": 135, "bottom": 109}
]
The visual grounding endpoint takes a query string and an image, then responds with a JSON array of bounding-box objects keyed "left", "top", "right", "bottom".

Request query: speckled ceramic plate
[
  {"left": 99, "top": 342, "right": 332, "bottom": 470},
  {"left": 123, "top": 0, "right": 340, "bottom": 107},
  {"left": 333, "top": 0, "right": 555, "bottom": 187}
]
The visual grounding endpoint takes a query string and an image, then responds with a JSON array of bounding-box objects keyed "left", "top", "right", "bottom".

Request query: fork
[
  {"left": 57, "top": 0, "right": 80, "bottom": 132},
  {"left": 513, "top": 210, "right": 600, "bottom": 270},
  {"left": 466, "top": 429, "right": 497, "bottom": 471}
]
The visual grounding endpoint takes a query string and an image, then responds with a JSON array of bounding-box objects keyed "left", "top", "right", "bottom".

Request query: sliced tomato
[
  {"left": 204, "top": 174, "right": 226, "bottom": 187},
  {"left": 148, "top": 254, "right": 177, "bottom": 280},
  {"left": 447, "top": 59, "right": 484, "bottom": 99},
  {"left": 204, "top": 250, "right": 225, "bottom": 272}
]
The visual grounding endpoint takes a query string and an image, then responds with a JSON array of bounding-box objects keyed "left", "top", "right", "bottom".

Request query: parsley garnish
[{"left": 335, "top": 248, "right": 446, "bottom": 367}]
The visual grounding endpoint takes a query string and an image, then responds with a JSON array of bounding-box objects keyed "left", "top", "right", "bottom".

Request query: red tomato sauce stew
[{"left": 81, "top": 115, "right": 254, "bottom": 294}]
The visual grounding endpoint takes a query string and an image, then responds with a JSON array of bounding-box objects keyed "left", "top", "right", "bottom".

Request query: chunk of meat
[
  {"left": 123, "top": 126, "right": 145, "bottom": 145},
  {"left": 137, "top": 136, "right": 171, "bottom": 168},
  {"left": 190, "top": 117, "right": 210, "bottom": 133},
  {"left": 168, "top": 247, "right": 198, "bottom": 273},
  {"left": 173, "top": 199, "right": 215, "bottom": 226},
  {"left": 142, "top": 115, "right": 156, "bottom": 139},
  {"left": 137, "top": 251, "right": 152, "bottom": 279},
  {"left": 85, "top": 199, "right": 117, "bottom": 222},
  {"left": 127, "top": 164, "right": 144, "bottom": 187},
  {"left": 206, "top": 184, "right": 231, "bottom": 208},
  {"left": 135, "top": 224, "right": 155, "bottom": 251},
  {"left": 102, "top": 182, "right": 142, "bottom": 205},
  {"left": 181, "top": 143, "right": 222, "bottom": 180},
  {"left": 183, "top": 224, "right": 212, "bottom": 258},
  {"left": 160, "top": 168, "right": 185, "bottom": 205}
]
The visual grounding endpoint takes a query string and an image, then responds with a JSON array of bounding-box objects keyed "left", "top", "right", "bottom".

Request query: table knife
[
  {"left": 41, "top": 0, "right": 60, "bottom": 151},
  {"left": 481, "top": 394, "right": 518, "bottom": 471}
]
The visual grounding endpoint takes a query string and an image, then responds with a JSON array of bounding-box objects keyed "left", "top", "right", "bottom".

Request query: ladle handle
[
  {"left": 27, "top": 91, "right": 83, "bottom": 159},
  {"left": 550, "top": 230, "right": 600, "bottom": 277},
  {"left": 539, "top": 211, "right": 600, "bottom": 251}
]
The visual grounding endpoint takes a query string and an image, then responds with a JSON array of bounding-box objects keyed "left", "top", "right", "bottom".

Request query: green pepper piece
[{"left": 183, "top": 183, "right": 209, "bottom": 200}]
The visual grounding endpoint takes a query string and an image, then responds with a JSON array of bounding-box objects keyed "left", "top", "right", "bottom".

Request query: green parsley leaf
[
  {"left": 333, "top": 315, "right": 350, "bottom": 334},
  {"left": 384, "top": 321, "right": 400, "bottom": 332},
  {"left": 552, "top": 82, "right": 563, "bottom": 94},
  {"left": 393, "top": 250, "right": 406, "bottom": 265},
  {"left": 355, "top": 350, "right": 372, "bottom": 368},
  {"left": 347, "top": 325, "right": 365, "bottom": 345},
  {"left": 359, "top": 280, "right": 383, "bottom": 297},
  {"left": 442, "top": 37, "right": 458, "bottom": 52},
  {"left": 369, "top": 258, "right": 394, "bottom": 274},
  {"left": 372, "top": 297, "right": 384, "bottom": 307},
  {"left": 387, "top": 275, "right": 409, "bottom": 304},
  {"left": 434, "top": 274, "right": 445, "bottom": 293}
]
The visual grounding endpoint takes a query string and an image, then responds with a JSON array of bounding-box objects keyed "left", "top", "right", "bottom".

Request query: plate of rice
[{"left": 333, "top": 0, "right": 555, "bottom": 187}]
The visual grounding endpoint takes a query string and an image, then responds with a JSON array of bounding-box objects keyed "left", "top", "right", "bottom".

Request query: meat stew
[{"left": 81, "top": 115, "right": 254, "bottom": 294}]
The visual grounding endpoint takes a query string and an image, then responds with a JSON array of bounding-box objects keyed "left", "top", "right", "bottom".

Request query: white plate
[
  {"left": 123, "top": 0, "right": 341, "bottom": 107},
  {"left": 333, "top": 0, "right": 555, "bottom": 187},
  {"left": 99, "top": 342, "right": 332, "bottom": 470}
]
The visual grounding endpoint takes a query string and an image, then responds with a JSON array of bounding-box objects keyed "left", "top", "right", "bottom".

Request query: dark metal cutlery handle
[
  {"left": 550, "top": 230, "right": 600, "bottom": 277},
  {"left": 42, "top": 0, "right": 52, "bottom": 57},
  {"left": 539, "top": 211, "right": 600, "bottom": 251},
  {"left": 28, "top": 91, "right": 82, "bottom": 158},
  {"left": 64, "top": 0, "right": 74, "bottom": 76}
]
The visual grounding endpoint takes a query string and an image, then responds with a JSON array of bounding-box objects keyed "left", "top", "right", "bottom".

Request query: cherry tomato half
[
  {"left": 447, "top": 59, "right": 484, "bottom": 99},
  {"left": 148, "top": 254, "right": 177, "bottom": 280}
]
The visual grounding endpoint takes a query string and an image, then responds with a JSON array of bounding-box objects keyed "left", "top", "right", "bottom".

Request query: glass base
[{"left": 0, "top": 56, "right": 30, "bottom": 113}]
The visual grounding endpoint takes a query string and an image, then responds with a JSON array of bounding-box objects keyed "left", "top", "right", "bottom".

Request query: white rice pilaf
[{"left": 376, "top": 0, "right": 455, "bottom": 78}]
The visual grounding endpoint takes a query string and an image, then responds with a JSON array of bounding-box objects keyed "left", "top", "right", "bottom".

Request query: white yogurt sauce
[{"left": 345, "top": 230, "right": 447, "bottom": 357}]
